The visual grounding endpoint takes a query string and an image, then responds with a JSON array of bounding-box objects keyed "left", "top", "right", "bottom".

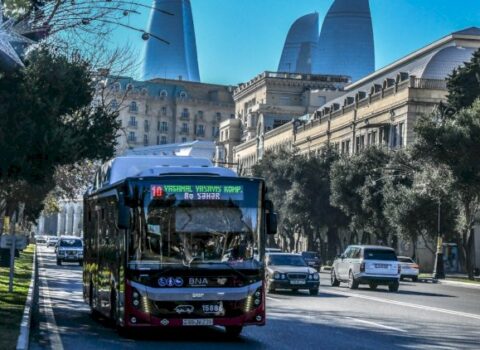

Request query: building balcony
[
  {"left": 180, "top": 113, "right": 190, "bottom": 120},
  {"left": 159, "top": 128, "right": 169, "bottom": 134},
  {"left": 195, "top": 130, "right": 205, "bottom": 137},
  {"left": 127, "top": 122, "right": 138, "bottom": 129},
  {"left": 179, "top": 129, "right": 190, "bottom": 135}
]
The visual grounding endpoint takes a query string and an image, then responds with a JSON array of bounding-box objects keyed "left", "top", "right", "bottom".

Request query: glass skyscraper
[
  {"left": 141, "top": 0, "right": 200, "bottom": 82},
  {"left": 277, "top": 13, "right": 319, "bottom": 74},
  {"left": 317, "top": 0, "right": 375, "bottom": 81}
]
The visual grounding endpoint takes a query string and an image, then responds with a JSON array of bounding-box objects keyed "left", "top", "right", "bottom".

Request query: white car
[
  {"left": 398, "top": 256, "right": 419, "bottom": 282},
  {"left": 47, "top": 236, "right": 59, "bottom": 247},
  {"left": 56, "top": 236, "right": 84, "bottom": 266},
  {"left": 331, "top": 245, "right": 400, "bottom": 292}
]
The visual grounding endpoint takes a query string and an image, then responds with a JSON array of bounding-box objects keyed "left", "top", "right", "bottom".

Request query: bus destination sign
[{"left": 151, "top": 184, "right": 244, "bottom": 201}]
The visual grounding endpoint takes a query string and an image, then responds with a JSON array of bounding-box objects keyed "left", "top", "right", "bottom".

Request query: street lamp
[{"left": 432, "top": 198, "right": 445, "bottom": 280}]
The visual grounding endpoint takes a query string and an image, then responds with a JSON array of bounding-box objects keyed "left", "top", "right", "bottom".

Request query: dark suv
[{"left": 301, "top": 251, "right": 321, "bottom": 271}]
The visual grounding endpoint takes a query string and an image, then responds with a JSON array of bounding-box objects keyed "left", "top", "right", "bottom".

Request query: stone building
[
  {"left": 215, "top": 71, "right": 349, "bottom": 168},
  {"left": 99, "top": 77, "right": 235, "bottom": 155}
]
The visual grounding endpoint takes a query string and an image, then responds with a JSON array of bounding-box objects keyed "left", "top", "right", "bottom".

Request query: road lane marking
[
  {"left": 344, "top": 316, "right": 407, "bottom": 333},
  {"left": 323, "top": 289, "right": 480, "bottom": 321},
  {"left": 38, "top": 248, "right": 65, "bottom": 350},
  {"left": 266, "top": 296, "right": 283, "bottom": 302}
]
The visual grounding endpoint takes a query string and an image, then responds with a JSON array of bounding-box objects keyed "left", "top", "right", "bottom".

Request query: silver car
[
  {"left": 56, "top": 236, "right": 84, "bottom": 266},
  {"left": 331, "top": 245, "right": 400, "bottom": 292}
]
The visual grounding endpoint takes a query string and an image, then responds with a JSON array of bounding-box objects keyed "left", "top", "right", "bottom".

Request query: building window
[
  {"left": 399, "top": 122, "right": 405, "bottom": 148},
  {"left": 181, "top": 108, "right": 189, "bottom": 119},
  {"left": 196, "top": 124, "right": 205, "bottom": 137},
  {"left": 216, "top": 112, "right": 222, "bottom": 121},
  {"left": 181, "top": 123, "right": 189, "bottom": 134},
  {"left": 128, "top": 131, "right": 136, "bottom": 142},
  {"left": 181, "top": 137, "right": 187, "bottom": 143},
  {"left": 160, "top": 121, "right": 168, "bottom": 133},
  {"left": 213, "top": 126, "right": 219, "bottom": 138},
  {"left": 161, "top": 106, "right": 167, "bottom": 116},
  {"left": 129, "top": 101, "right": 138, "bottom": 112},
  {"left": 372, "top": 131, "right": 377, "bottom": 145},
  {"left": 128, "top": 116, "right": 137, "bottom": 128},
  {"left": 110, "top": 99, "right": 118, "bottom": 110},
  {"left": 144, "top": 120, "right": 149, "bottom": 132},
  {"left": 391, "top": 124, "right": 398, "bottom": 148},
  {"left": 143, "top": 134, "right": 148, "bottom": 146},
  {"left": 161, "top": 136, "right": 167, "bottom": 144},
  {"left": 198, "top": 110, "right": 204, "bottom": 119},
  {"left": 156, "top": 135, "right": 160, "bottom": 145}
]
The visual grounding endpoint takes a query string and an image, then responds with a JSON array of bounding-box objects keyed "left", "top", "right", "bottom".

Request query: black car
[
  {"left": 266, "top": 253, "right": 320, "bottom": 295},
  {"left": 301, "top": 251, "right": 321, "bottom": 271}
]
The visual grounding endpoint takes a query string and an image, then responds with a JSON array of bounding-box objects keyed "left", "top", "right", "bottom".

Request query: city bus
[{"left": 83, "top": 156, "right": 277, "bottom": 337}]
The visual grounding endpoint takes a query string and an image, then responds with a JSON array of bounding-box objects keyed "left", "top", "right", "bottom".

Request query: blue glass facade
[
  {"left": 141, "top": 0, "right": 200, "bottom": 82},
  {"left": 278, "top": 13, "right": 319, "bottom": 74},
  {"left": 317, "top": 0, "right": 375, "bottom": 81}
]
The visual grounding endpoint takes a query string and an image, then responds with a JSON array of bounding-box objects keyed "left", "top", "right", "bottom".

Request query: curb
[
  {"left": 16, "top": 245, "right": 38, "bottom": 350},
  {"left": 437, "top": 279, "right": 480, "bottom": 289}
]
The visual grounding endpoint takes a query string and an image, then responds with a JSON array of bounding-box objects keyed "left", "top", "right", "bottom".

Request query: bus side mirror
[
  {"left": 118, "top": 191, "right": 131, "bottom": 230},
  {"left": 117, "top": 206, "right": 130, "bottom": 229},
  {"left": 265, "top": 200, "right": 277, "bottom": 235},
  {"left": 267, "top": 212, "right": 277, "bottom": 235}
]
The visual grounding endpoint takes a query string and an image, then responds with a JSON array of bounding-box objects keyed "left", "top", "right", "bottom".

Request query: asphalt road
[{"left": 31, "top": 245, "right": 480, "bottom": 350}]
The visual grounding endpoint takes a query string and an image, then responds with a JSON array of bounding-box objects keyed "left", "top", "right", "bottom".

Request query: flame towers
[
  {"left": 317, "top": 0, "right": 374, "bottom": 81},
  {"left": 278, "top": 0, "right": 375, "bottom": 82},
  {"left": 141, "top": 0, "right": 200, "bottom": 82},
  {"left": 277, "top": 13, "right": 319, "bottom": 74}
]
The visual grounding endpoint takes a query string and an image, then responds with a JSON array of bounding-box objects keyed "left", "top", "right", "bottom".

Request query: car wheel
[
  {"left": 389, "top": 281, "right": 400, "bottom": 292},
  {"left": 56, "top": 259, "right": 61, "bottom": 266},
  {"left": 309, "top": 288, "right": 319, "bottom": 296},
  {"left": 225, "top": 326, "right": 243, "bottom": 338},
  {"left": 412, "top": 276, "right": 418, "bottom": 282},
  {"left": 348, "top": 271, "right": 359, "bottom": 290},
  {"left": 331, "top": 269, "right": 340, "bottom": 287},
  {"left": 368, "top": 282, "right": 377, "bottom": 290}
]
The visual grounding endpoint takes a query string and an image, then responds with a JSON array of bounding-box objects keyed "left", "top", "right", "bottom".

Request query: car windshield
[
  {"left": 269, "top": 255, "right": 307, "bottom": 267},
  {"left": 128, "top": 180, "right": 261, "bottom": 269},
  {"left": 364, "top": 249, "right": 397, "bottom": 261},
  {"left": 398, "top": 257, "right": 414, "bottom": 263},
  {"left": 59, "top": 239, "right": 82, "bottom": 248}
]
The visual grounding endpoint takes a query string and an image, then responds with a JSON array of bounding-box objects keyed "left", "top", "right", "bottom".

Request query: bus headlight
[{"left": 132, "top": 288, "right": 141, "bottom": 308}]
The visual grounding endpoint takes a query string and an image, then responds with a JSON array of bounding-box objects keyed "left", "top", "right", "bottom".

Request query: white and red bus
[{"left": 83, "top": 156, "right": 277, "bottom": 337}]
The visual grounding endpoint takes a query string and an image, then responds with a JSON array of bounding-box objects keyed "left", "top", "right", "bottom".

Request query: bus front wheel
[{"left": 225, "top": 326, "right": 243, "bottom": 338}]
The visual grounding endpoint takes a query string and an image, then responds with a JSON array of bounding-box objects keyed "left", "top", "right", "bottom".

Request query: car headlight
[
  {"left": 313, "top": 273, "right": 320, "bottom": 281},
  {"left": 273, "top": 272, "right": 280, "bottom": 280}
]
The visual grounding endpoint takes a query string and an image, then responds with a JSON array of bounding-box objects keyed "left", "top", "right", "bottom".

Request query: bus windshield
[{"left": 128, "top": 180, "right": 261, "bottom": 269}]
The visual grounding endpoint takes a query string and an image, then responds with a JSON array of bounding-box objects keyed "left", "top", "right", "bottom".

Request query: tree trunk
[
  {"left": 462, "top": 200, "right": 476, "bottom": 280},
  {"left": 326, "top": 227, "right": 339, "bottom": 263}
]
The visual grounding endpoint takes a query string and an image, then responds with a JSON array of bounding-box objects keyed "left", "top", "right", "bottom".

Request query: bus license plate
[
  {"left": 290, "top": 280, "right": 306, "bottom": 285},
  {"left": 182, "top": 319, "right": 213, "bottom": 326}
]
